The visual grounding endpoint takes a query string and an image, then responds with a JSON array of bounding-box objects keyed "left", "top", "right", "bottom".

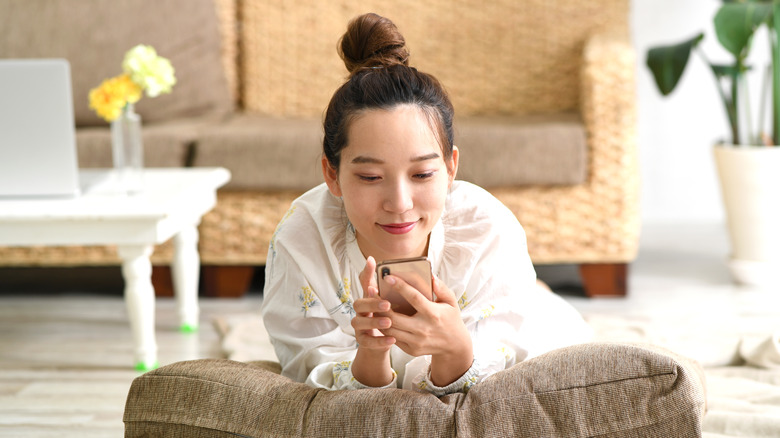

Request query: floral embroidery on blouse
[
  {"left": 462, "top": 374, "right": 478, "bottom": 393},
  {"left": 498, "top": 346, "right": 515, "bottom": 363},
  {"left": 458, "top": 292, "right": 470, "bottom": 311},
  {"left": 479, "top": 305, "right": 495, "bottom": 321},
  {"left": 299, "top": 285, "right": 318, "bottom": 317},
  {"left": 474, "top": 304, "right": 495, "bottom": 332},
  {"left": 329, "top": 277, "right": 355, "bottom": 316},
  {"left": 333, "top": 360, "right": 352, "bottom": 382}
]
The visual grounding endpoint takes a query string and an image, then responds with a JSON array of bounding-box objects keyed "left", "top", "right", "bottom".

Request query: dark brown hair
[{"left": 323, "top": 13, "right": 455, "bottom": 171}]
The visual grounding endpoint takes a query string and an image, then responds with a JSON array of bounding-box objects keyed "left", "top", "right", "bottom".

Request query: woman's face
[{"left": 323, "top": 104, "right": 458, "bottom": 263}]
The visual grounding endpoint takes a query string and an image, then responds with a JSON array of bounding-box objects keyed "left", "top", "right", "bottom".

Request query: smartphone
[{"left": 375, "top": 257, "right": 434, "bottom": 316}]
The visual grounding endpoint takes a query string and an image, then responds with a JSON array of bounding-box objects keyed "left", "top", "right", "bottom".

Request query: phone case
[{"left": 375, "top": 257, "right": 434, "bottom": 316}]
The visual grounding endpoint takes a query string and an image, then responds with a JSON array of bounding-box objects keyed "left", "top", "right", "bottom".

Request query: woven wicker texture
[
  {"left": 493, "top": 32, "right": 640, "bottom": 263},
  {"left": 240, "top": 0, "right": 627, "bottom": 118},
  {"left": 214, "top": 0, "right": 239, "bottom": 105},
  {"left": 0, "top": 239, "right": 175, "bottom": 267},
  {"left": 197, "top": 191, "right": 302, "bottom": 265}
]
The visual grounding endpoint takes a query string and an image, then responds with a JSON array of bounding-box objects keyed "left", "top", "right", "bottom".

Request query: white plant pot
[{"left": 714, "top": 144, "right": 780, "bottom": 287}]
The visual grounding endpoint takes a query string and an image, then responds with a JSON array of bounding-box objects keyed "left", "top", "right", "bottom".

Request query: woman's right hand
[
  {"left": 352, "top": 256, "right": 395, "bottom": 351},
  {"left": 350, "top": 256, "right": 396, "bottom": 387}
]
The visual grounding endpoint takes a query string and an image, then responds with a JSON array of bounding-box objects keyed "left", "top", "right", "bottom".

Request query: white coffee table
[{"left": 0, "top": 167, "right": 231, "bottom": 370}]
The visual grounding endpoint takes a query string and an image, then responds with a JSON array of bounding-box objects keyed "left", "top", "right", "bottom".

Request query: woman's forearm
[
  {"left": 429, "top": 334, "right": 473, "bottom": 387},
  {"left": 352, "top": 347, "right": 394, "bottom": 387}
]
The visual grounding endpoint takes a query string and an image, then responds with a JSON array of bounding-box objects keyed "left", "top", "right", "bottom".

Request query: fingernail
[
  {"left": 379, "top": 319, "right": 390, "bottom": 328},
  {"left": 385, "top": 276, "right": 396, "bottom": 285},
  {"left": 379, "top": 301, "right": 390, "bottom": 311}
]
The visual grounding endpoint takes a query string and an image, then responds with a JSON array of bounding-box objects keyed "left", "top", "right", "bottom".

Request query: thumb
[{"left": 360, "top": 256, "right": 378, "bottom": 294}]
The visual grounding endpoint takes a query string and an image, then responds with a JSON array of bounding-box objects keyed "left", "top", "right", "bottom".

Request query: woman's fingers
[
  {"left": 357, "top": 333, "right": 396, "bottom": 349},
  {"left": 353, "top": 295, "right": 391, "bottom": 315},
  {"left": 382, "top": 274, "right": 436, "bottom": 315},
  {"left": 379, "top": 274, "right": 470, "bottom": 358},
  {"left": 359, "top": 256, "right": 378, "bottom": 296},
  {"left": 351, "top": 313, "right": 392, "bottom": 331}
]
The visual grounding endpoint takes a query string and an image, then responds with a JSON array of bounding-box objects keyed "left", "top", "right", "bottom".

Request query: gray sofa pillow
[{"left": 123, "top": 343, "right": 706, "bottom": 437}]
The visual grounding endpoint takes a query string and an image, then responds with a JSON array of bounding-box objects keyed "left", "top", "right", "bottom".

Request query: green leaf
[
  {"left": 646, "top": 34, "right": 704, "bottom": 96},
  {"left": 714, "top": 3, "right": 772, "bottom": 57},
  {"left": 712, "top": 64, "right": 742, "bottom": 78}
]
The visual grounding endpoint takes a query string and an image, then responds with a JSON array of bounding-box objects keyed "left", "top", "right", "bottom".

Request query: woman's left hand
[{"left": 380, "top": 274, "right": 473, "bottom": 386}]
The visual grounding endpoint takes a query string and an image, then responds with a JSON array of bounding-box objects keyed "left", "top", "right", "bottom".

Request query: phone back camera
[{"left": 381, "top": 267, "right": 390, "bottom": 278}]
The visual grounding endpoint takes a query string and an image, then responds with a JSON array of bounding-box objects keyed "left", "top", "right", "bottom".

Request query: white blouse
[{"left": 261, "top": 181, "right": 591, "bottom": 395}]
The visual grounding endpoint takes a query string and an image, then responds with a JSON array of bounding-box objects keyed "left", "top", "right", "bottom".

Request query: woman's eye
[
  {"left": 358, "top": 175, "right": 381, "bottom": 182},
  {"left": 414, "top": 171, "right": 435, "bottom": 180}
]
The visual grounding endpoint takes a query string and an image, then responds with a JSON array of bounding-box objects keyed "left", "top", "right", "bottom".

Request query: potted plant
[{"left": 646, "top": 0, "right": 780, "bottom": 287}]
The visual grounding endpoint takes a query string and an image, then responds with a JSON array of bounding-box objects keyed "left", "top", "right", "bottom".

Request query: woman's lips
[{"left": 379, "top": 221, "right": 417, "bottom": 235}]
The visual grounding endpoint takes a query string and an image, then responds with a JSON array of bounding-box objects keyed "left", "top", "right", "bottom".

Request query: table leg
[
  {"left": 118, "top": 244, "right": 158, "bottom": 371},
  {"left": 171, "top": 223, "right": 200, "bottom": 332}
]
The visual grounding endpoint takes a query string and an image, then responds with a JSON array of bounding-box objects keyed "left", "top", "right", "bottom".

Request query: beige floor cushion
[{"left": 124, "top": 343, "right": 705, "bottom": 437}]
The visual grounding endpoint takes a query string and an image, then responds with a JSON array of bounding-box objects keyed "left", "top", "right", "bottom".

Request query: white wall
[{"left": 632, "top": 0, "right": 729, "bottom": 224}]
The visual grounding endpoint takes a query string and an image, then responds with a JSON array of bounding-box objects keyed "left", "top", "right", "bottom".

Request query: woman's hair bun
[{"left": 339, "top": 13, "right": 409, "bottom": 75}]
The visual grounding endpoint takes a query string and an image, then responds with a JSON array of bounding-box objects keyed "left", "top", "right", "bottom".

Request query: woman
[{"left": 261, "top": 12, "right": 590, "bottom": 396}]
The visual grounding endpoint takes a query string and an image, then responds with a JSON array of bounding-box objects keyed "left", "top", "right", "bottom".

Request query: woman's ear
[
  {"left": 322, "top": 156, "right": 342, "bottom": 197},
  {"left": 447, "top": 146, "right": 460, "bottom": 187}
]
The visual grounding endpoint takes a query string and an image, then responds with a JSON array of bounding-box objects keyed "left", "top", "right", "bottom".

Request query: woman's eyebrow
[
  {"left": 351, "top": 156, "right": 383, "bottom": 164},
  {"left": 350, "top": 152, "right": 440, "bottom": 164},
  {"left": 411, "top": 153, "right": 440, "bottom": 162}
]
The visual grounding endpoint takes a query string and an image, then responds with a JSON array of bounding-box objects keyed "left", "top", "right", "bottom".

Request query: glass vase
[{"left": 111, "top": 103, "right": 144, "bottom": 194}]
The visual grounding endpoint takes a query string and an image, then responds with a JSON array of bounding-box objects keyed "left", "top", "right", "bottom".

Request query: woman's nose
[{"left": 383, "top": 180, "right": 413, "bottom": 213}]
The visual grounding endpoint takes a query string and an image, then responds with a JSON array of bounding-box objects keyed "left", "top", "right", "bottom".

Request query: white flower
[{"left": 122, "top": 44, "right": 176, "bottom": 98}]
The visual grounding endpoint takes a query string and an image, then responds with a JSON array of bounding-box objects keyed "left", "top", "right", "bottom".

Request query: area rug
[{"left": 213, "top": 309, "right": 780, "bottom": 437}]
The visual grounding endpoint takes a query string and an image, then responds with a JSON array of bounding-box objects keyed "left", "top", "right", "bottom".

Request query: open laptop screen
[{"left": 0, "top": 59, "right": 80, "bottom": 198}]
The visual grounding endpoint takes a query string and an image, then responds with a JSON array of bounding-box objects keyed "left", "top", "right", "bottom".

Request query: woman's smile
[{"left": 379, "top": 221, "right": 418, "bottom": 235}]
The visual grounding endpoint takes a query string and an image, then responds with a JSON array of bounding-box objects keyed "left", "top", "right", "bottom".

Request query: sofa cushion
[
  {"left": 123, "top": 343, "right": 705, "bottom": 437},
  {"left": 192, "top": 115, "right": 324, "bottom": 191},
  {"left": 75, "top": 118, "right": 215, "bottom": 169},
  {"left": 456, "top": 112, "right": 587, "bottom": 187},
  {"left": 0, "top": 0, "right": 233, "bottom": 127},
  {"left": 192, "top": 113, "right": 586, "bottom": 191}
]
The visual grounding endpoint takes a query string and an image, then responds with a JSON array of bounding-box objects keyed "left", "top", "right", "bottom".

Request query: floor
[{"left": 0, "top": 222, "right": 762, "bottom": 437}]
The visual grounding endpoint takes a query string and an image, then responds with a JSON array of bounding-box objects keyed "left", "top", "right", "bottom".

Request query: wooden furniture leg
[
  {"left": 202, "top": 266, "right": 255, "bottom": 298},
  {"left": 579, "top": 263, "right": 628, "bottom": 297}
]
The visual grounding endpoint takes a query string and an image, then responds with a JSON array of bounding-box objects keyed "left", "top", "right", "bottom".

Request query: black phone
[{"left": 375, "top": 257, "right": 434, "bottom": 316}]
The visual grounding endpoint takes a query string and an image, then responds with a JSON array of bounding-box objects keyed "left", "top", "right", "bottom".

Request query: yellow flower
[
  {"left": 88, "top": 74, "right": 142, "bottom": 122},
  {"left": 122, "top": 44, "right": 176, "bottom": 98},
  {"left": 88, "top": 44, "right": 176, "bottom": 122}
]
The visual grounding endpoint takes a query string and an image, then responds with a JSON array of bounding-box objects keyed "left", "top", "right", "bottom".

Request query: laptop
[{"left": 0, "top": 59, "right": 80, "bottom": 198}]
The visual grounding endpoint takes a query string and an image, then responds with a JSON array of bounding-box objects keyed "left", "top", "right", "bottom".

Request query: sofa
[
  {"left": 0, "top": 0, "right": 639, "bottom": 297},
  {"left": 123, "top": 343, "right": 706, "bottom": 437}
]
